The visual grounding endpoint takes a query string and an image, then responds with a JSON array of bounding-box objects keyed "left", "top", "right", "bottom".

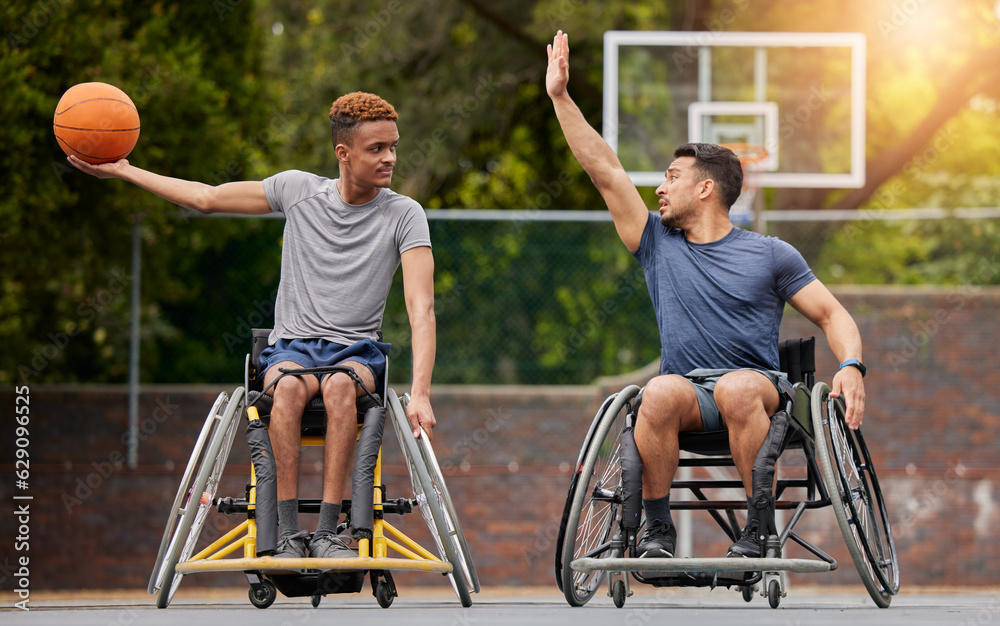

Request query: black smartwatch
[{"left": 839, "top": 359, "right": 867, "bottom": 377}]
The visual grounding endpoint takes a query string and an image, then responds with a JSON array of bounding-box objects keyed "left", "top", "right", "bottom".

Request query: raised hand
[{"left": 546, "top": 30, "right": 570, "bottom": 99}]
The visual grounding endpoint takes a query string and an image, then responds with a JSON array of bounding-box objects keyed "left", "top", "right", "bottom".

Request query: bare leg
[
  {"left": 319, "top": 361, "right": 376, "bottom": 505},
  {"left": 264, "top": 362, "right": 319, "bottom": 501},
  {"left": 713, "top": 371, "right": 780, "bottom": 496},
  {"left": 634, "top": 375, "right": 704, "bottom": 499}
]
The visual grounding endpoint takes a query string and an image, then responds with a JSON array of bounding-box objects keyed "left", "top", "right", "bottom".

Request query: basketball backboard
[{"left": 603, "top": 31, "right": 866, "bottom": 189}]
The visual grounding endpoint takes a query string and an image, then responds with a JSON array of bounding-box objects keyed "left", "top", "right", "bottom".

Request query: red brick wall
[{"left": 1, "top": 287, "right": 997, "bottom": 593}]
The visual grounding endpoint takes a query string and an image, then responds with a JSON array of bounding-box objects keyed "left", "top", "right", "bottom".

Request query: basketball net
[{"left": 722, "top": 143, "right": 768, "bottom": 227}]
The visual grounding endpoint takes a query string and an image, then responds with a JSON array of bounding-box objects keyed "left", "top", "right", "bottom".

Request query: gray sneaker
[
  {"left": 274, "top": 530, "right": 310, "bottom": 559},
  {"left": 309, "top": 532, "right": 357, "bottom": 559}
]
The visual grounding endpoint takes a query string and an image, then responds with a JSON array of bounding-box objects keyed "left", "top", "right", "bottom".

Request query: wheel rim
[
  {"left": 154, "top": 388, "right": 244, "bottom": 607},
  {"left": 387, "top": 390, "right": 473, "bottom": 607},
  {"left": 561, "top": 386, "right": 639, "bottom": 606},
  {"left": 812, "top": 383, "right": 899, "bottom": 606},
  {"left": 825, "top": 396, "right": 900, "bottom": 595}
]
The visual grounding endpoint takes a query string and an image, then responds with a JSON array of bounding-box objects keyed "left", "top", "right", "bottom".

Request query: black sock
[
  {"left": 642, "top": 494, "right": 672, "bottom": 526},
  {"left": 315, "top": 501, "right": 343, "bottom": 536},
  {"left": 278, "top": 499, "right": 300, "bottom": 537}
]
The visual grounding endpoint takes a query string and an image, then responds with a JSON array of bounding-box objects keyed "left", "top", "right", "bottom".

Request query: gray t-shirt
[
  {"left": 262, "top": 170, "right": 431, "bottom": 346},
  {"left": 633, "top": 213, "right": 816, "bottom": 375}
]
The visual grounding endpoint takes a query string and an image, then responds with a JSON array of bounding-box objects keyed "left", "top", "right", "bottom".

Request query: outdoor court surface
[{"left": 3, "top": 586, "right": 996, "bottom": 625}]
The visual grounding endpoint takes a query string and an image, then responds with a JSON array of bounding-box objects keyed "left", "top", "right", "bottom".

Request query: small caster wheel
[
  {"left": 376, "top": 580, "right": 394, "bottom": 608},
  {"left": 311, "top": 594, "right": 321, "bottom": 608},
  {"left": 248, "top": 580, "right": 277, "bottom": 609},
  {"left": 612, "top": 579, "right": 626, "bottom": 608},
  {"left": 742, "top": 585, "right": 754, "bottom": 603},
  {"left": 768, "top": 579, "right": 781, "bottom": 609}
]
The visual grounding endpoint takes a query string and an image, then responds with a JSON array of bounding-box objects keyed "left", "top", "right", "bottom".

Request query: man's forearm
[
  {"left": 117, "top": 164, "right": 219, "bottom": 213},
  {"left": 550, "top": 93, "right": 626, "bottom": 187},
  {"left": 409, "top": 314, "right": 436, "bottom": 398},
  {"left": 823, "top": 308, "right": 863, "bottom": 363}
]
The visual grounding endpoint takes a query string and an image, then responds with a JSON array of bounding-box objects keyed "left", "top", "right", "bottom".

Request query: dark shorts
[
  {"left": 683, "top": 368, "right": 794, "bottom": 433},
  {"left": 259, "top": 337, "right": 391, "bottom": 394}
]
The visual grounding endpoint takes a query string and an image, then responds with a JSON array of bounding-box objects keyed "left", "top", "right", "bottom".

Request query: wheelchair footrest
[
  {"left": 175, "top": 556, "right": 453, "bottom": 575},
  {"left": 571, "top": 556, "right": 833, "bottom": 576},
  {"left": 269, "top": 570, "right": 366, "bottom": 597}
]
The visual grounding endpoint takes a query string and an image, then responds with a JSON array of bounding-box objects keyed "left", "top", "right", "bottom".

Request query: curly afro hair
[{"left": 329, "top": 92, "right": 398, "bottom": 147}]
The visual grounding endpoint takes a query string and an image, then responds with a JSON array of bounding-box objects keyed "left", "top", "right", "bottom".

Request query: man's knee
[
  {"left": 638, "top": 375, "right": 698, "bottom": 431},
  {"left": 715, "top": 371, "right": 779, "bottom": 423}
]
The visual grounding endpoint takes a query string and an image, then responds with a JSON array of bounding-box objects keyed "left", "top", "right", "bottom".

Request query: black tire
[
  {"left": 768, "top": 579, "right": 781, "bottom": 609},
  {"left": 375, "top": 580, "right": 394, "bottom": 608},
  {"left": 812, "top": 382, "right": 900, "bottom": 608},
  {"left": 249, "top": 580, "right": 277, "bottom": 609},
  {"left": 387, "top": 390, "right": 473, "bottom": 607},
  {"left": 152, "top": 387, "right": 243, "bottom": 608},
  {"left": 742, "top": 584, "right": 754, "bottom": 602},
  {"left": 612, "top": 579, "right": 626, "bottom": 608},
  {"left": 310, "top": 594, "right": 321, "bottom": 608},
  {"left": 559, "top": 385, "right": 640, "bottom": 607}
]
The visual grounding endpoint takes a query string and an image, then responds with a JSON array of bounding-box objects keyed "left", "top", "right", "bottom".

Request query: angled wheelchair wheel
[
  {"left": 151, "top": 387, "right": 244, "bottom": 608},
  {"left": 413, "top": 418, "right": 481, "bottom": 594},
  {"left": 812, "top": 382, "right": 900, "bottom": 608},
  {"left": 147, "top": 392, "right": 226, "bottom": 596},
  {"left": 558, "top": 385, "right": 641, "bottom": 607},
  {"left": 387, "top": 390, "right": 474, "bottom": 607}
]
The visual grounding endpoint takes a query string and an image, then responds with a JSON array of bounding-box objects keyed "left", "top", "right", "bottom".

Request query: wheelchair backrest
[
  {"left": 778, "top": 337, "right": 815, "bottom": 386},
  {"left": 249, "top": 328, "right": 272, "bottom": 391}
]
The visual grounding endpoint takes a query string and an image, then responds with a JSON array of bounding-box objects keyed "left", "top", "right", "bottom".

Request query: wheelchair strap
[
  {"left": 249, "top": 365, "right": 381, "bottom": 409},
  {"left": 751, "top": 409, "right": 794, "bottom": 537}
]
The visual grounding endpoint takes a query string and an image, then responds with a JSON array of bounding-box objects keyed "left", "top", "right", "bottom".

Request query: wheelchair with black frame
[
  {"left": 148, "top": 329, "right": 479, "bottom": 609},
  {"left": 555, "top": 338, "right": 900, "bottom": 609}
]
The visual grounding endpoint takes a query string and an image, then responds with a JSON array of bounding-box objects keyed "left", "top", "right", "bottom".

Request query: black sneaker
[
  {"left": 727, "top": 521, "right": 765, "bottom": 558},
  {"left": 274, "top": 530, "right": 311, "bottom": 559},
  {"left": 636, "top": 519, "right": 676, "bottom": 559},
  {"left": 308, "top": 532, "right": 357, "bottom": 559}
]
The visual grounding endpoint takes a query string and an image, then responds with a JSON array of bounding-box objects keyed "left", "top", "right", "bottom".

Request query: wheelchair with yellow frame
[
  {"left": 555, "top": 338, "right": 900, "bottom": 609},
  {"left": 148, "top": 329, "right": 479, "bottom": 608}
]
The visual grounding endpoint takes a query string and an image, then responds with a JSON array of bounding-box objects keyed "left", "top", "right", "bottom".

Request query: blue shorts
[
  {"left": 683, "top": 368, "right": 793, "bottom": 433},
  {"left": 259, "top": 337, "right": 391, "bottom": 394}
]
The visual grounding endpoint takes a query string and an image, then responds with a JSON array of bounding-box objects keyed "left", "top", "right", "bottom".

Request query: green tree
[{"left": 1, "top": 0, "right": 276, "bottom": 383}]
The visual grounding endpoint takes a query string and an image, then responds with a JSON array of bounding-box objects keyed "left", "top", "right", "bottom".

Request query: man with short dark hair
[
  {"left": 69, "top": 91, "right": 437, "bottom": 561},
  {"left": 546, "top": 31, "right": 867, "bottom": 559}
]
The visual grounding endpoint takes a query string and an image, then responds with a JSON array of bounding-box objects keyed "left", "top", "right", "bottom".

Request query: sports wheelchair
[
  {"left": 555, "top": 338, "right": 900, "bottom": 609},
  {"left": 148, "top": 329, "right": 479, "bottom": 609}
]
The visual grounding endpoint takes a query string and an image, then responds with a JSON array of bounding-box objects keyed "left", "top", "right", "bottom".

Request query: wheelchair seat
[
  {"left": 675, "top": 337, "right": 816, "bottom": 456},
  {"left": 246, "top": 328, "right": 380, "bottom": 436}
]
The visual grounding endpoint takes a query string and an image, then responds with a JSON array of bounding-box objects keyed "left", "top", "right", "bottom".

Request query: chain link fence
[{"left": 145, "top": 209, "right": 1000, "bottom": 386}]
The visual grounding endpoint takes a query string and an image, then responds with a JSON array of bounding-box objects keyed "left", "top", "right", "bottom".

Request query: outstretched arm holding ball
[{"left": 67, "top": 156, "right": 272, "bottom": 215}]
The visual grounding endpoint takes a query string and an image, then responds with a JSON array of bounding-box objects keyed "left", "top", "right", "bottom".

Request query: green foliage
[{"left": 1, "top": 0, "right": 274, "bottom": 383}]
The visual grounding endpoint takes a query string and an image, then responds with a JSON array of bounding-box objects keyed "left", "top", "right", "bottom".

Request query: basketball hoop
[{"left": 722, "top": 143, "right": 768, "bottom": 226}]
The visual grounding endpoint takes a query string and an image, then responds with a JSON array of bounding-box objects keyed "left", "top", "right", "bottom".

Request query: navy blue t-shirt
[{"left": 632, "top": 213, "right": 816, "bottom": 375}]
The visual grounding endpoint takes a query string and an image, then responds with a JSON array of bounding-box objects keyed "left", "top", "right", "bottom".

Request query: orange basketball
[{"left": 53, "top": 82, "right": 140, "bottom": 164}]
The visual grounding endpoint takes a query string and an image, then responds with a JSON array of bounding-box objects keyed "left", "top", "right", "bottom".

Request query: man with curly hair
[{"left": 69, "top": 92, "right": 437, "bottom": 561}]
